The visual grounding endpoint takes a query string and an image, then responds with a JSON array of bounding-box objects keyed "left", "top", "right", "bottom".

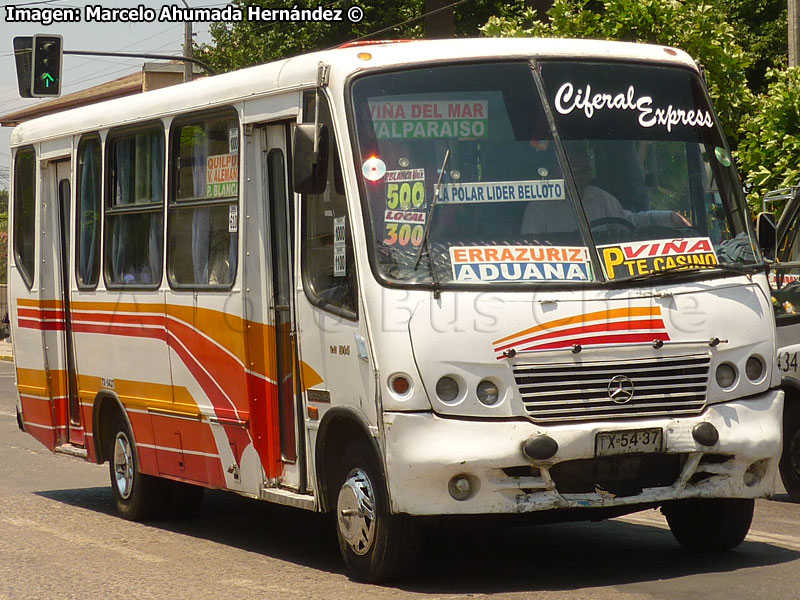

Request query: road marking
[
  {"left": 617, "top": 511, "right": 800, "bottom": 551},
  {"left": 0, "top": 410, "right": 16, "bottom": 418}
]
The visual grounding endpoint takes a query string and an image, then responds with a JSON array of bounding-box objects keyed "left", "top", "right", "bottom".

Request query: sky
[{"left": 0, "top": 0, "right": 221, "bottom": 189}]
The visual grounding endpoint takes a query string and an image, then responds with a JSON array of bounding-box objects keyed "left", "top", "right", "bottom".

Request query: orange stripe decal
[{"left": 492, "top": 306, "right": 661, "bottom": 346}]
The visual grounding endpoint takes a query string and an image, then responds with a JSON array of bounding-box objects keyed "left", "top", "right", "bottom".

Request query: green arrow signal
[{"left": 42, "top": 73, "right": 54, "bottom": 87}]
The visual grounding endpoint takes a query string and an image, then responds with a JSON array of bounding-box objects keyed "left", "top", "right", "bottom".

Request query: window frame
[
  {"left": 166, "top": 107, "right": 240, "bottom": 291},
  {"left": 12, "top": 146, "right": 37, "bottom": 290},
  {"left": 103, "top": 121, "right": 166, "bottom": 290},
  {"left": 299, "top": 90, "right": 359, "bottom": 321},
  {"left": 75, "top": 133, "right": 103, "bottom": 290}
]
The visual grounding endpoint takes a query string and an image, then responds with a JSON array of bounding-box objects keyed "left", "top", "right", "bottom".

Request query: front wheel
[
  {"left": 662, "top": 498, "right": 754, "bottom": 551},
  {"left": 108, "top": 414, "right": 168, "bottom": 521},
  {"left": 780, "top": 401, "right": 800, "bottom": 501},
  {"left": 335, "top": 441, "right": 419, "bottom": 583}
]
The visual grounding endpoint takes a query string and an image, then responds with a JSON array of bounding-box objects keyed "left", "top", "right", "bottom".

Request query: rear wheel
[
  {"left": 108, "top": 414, "right": 168, "bottom": 521},
  {"left": 662, "top": 498, "right": 754, "bottom": 551},
  {"left": 780, "top": 401, "right": 800, "bottom": 501},
  {"left": 335, "top": 441, "right": 419, "bottom": 583}
]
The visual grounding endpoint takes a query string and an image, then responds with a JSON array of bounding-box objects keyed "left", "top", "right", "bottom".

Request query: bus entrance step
[{"left": 54, "top": 444, "right": 88, "bottom": 459}]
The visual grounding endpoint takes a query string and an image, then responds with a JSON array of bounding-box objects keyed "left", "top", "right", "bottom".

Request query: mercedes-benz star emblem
[{"left": 607, "top": 375, "right": 635, "bottom": 404}]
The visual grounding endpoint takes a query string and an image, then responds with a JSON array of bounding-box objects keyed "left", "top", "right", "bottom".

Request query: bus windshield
[{"left": 350, "top": 60, "right": 759, "bottom": 286}]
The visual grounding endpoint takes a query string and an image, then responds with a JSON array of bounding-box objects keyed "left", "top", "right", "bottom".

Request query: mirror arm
[{"left": 314, "top": 62, "right": 331, "bottom": 161}]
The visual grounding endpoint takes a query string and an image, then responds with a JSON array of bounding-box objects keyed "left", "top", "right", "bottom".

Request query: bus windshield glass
[{"left": 350, "top": 60, "right": 758, "bottom": 286}]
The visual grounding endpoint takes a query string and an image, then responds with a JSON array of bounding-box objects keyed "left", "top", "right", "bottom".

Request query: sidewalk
[{"left": 0, "top": 340, "right": 13, "bottom": 362}]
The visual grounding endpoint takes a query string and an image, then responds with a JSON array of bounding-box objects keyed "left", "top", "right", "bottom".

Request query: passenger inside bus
[{"left": 521, "top": 145, "right": 691, "bottom": 239}]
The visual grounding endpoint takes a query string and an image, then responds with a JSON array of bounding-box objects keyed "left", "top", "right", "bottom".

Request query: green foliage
[
  {"left": 481, "top": 0, "right": 754, "bottom": 145},
  {"left": 736, "top": 67, "right": 800, "bottom": 211},
  {"left": 200, "top": 0, "right": 423, "bottom": 72},
  {"left": 718, "top": 0, "right": 787, "bottom": 94},
  {"left": 199, "top": 0, "right": 511, "bottom": 72}
]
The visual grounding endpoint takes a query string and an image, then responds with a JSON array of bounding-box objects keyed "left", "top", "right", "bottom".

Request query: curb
[{"left": 0, "top": 355, "right": 13, "bottom": 362}]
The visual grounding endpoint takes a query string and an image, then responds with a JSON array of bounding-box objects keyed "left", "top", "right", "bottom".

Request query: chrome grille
[{"left": 514, "top": 353, "right": 710, "bottom": 424}]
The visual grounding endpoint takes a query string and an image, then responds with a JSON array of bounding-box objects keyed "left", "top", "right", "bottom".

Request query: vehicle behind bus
[
  {"left": 764, "top": 187, "right": 800, "bottom": 499},
  {"left": 8, "top": 39, "right": 783, "bottom": 582}
]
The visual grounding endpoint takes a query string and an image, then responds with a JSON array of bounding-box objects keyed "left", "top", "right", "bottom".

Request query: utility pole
[
  {"left": 791, "top": 0, "right": 800, "bottom": 67},
  {"left": 182, "top": 0, "right": 193, "bottom": 82}
]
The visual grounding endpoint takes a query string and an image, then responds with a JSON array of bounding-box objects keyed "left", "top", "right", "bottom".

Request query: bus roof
[{"left": 10, "top": 37, "right": 697, "bottom": 148}]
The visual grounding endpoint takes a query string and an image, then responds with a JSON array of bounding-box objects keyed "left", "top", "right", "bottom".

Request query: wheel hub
[
  {"left": 113, "top": 432, "right": 134, "bottom": 500},
  {"left": 337, "top": 467, "right": 376, "bottom": 555}
]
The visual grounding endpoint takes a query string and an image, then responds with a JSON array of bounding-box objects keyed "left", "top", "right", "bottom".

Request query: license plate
[{"left": 595, "top": 428, "right": 663, "bottom": 456}]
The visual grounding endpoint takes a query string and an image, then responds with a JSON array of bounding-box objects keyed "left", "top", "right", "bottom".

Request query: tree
[
  {"left": 481, "top": 0, "right": 754, "bottom": 146},
  {"left": 426, "top": 0, "right": 454, "bottom": 38},
  {"left": 718, "top": 0, "right": 787, "bottom": 94},
  {"left": 199, "top": 0, "right": 514, "bottom": 71},
  {"left": 200, "top": 0, "right": 423, "bottom": 72},
  {"left": 736, "top": 67, "right": 800, "bottom": 209}
]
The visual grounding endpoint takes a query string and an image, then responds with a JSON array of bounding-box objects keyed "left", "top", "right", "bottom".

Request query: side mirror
[
  {"left": 756, "top": 211, "right": 777, "bottom": 261},
  {"left": 293, "top": 123, "right": 329, "bottom": 194}
]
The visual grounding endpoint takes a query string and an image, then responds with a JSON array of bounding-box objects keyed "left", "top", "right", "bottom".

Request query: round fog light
[
  {"left": 692, "top": 422, "right": 719, "bottom": 446},
  {"left": 477, "top": 380, "right": 500, "bottom": 406},
  {"left": 715, "top": 363, "right": 737, "bottom": 388},
  {"left": 522, "top": 435, "right": 559, "bottom": 461},
  {"left": 436, "top": 376, "right": 459, "bottom": 403},
  {"left": 745, "top": 356, "right": 764, "bottom": 382}
]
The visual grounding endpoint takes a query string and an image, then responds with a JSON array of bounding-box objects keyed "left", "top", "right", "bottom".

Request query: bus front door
[
  {"left": 244, "top": 122, "right": 306, "bottom": 492},
  {"left": 43, "top": 158, "right": 84, "bottom": 448}
]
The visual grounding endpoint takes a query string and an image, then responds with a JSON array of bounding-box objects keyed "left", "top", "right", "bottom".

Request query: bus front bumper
[{"left": 382, "top": 389, "right": 783, "bottom": 516}]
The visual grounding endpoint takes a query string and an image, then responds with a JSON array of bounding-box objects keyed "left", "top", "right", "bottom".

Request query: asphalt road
[{"left": 3, "top": 359, "right": 800, "bottom": 599}]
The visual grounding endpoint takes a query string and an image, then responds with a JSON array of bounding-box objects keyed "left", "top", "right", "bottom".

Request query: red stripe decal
[
  {"left": 495, "top": 318, "right": 668, "bottom": 354},
  {"left": 517, "top": 332, "right": 669, "bottom": 352}
]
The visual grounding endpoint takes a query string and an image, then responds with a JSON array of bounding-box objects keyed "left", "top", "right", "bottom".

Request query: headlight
[
  {"left": 715, "top": 363, "right": 737, "bottom": 389},
  {"left": 476, "top": 380, "right": 500, "bottom": 406},
  {"left": 436, "top": 376, "right": 459, "bottom": 402},
  {"left": 745, "top": 356, "right": 764, "bottom": 382}
]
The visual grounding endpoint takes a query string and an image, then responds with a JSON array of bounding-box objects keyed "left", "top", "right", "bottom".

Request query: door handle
[{"left": 354, "top": 333, "right": 369, "bottom": 361}]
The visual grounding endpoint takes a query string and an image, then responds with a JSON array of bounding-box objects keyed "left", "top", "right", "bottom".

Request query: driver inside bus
[{"left": 522, "top": 146, "right": 690, "bottom": 235}]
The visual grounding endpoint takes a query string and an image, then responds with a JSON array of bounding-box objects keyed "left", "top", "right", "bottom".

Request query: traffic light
[
  {"left": 13, "top": 37, "right": 33, "bottom": 98},
  {"left": 31, "top": 34, "right": 62, "bottom": 97}
]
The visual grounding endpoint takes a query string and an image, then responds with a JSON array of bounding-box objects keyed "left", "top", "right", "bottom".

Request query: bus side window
[
  {"left": 168, "top": 110, "right": 239, "bottom": 288},
  {"left": 13, "top": 147, "right": 36, "bottom": 289},
  {"left": 76, "top": 135, "right": 102, "bottom": 288},
  {"left": 105, "top": 126, "right": 165, "bottom": 288},
  {"left": 300, "top": 92, "right": 358, "bottom": 318}
]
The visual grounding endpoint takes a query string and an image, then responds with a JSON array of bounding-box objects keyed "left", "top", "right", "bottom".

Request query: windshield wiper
[
  {"left": 414, "top": 149, "right": 450, "bottom": 297},
  {"left": 611, "top": 263, "right": 763, "bottom": 284}
]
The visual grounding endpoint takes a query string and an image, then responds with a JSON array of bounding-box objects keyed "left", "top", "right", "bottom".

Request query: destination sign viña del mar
[{"left": 369, "top": 100, "right": 488, "bottom": 139}]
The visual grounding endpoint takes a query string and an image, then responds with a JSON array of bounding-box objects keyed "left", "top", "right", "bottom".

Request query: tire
[
  {"left": 780, "top": 401, "right": 800, "bottom": 501},
  {"left": 107, "top": 414, "right": 169, "bottom": 521},
  {"left": 662, "top": 498, "right": 754, "bottom": 552},
  {"left": 334, "top": 441, "right": 420, "bottom": 583}
]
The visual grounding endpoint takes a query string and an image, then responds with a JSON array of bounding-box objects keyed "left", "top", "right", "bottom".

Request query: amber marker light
[
  {"left": 391, "top": 375, "right": 411, "bottom": 395},
  {"left": 357, "top": 52, "right": 372, "bottom": 61}
]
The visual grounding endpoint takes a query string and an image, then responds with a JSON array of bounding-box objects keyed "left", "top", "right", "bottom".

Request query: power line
[{"left": 333, "top": 0, "right": 476, "bottom": 48}]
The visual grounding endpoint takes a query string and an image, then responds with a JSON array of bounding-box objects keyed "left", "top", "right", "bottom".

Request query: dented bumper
[{"left": 383, "top": 389, "right": 783, "bottom": 515}]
